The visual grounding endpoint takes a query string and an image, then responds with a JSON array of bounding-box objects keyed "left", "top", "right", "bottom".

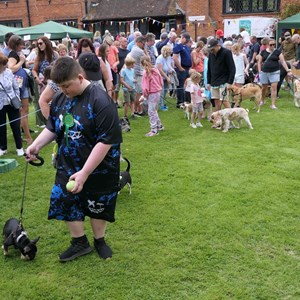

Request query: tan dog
[
  {"left": 294, "top": 79, "right": 300, "bottom": 107},
  {"left": 210, "top": 107, "right": 253, "bottom": 133},
  {"left": 179, "top": 102, "right": 193, "bottom": 120},
  {"left": 228, "top": 83, "right": 262, "bottom": 112}
]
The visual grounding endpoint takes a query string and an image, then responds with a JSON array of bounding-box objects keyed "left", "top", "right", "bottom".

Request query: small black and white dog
[
  {"left": 2, "top": 218, "right": 40, "bottom": 260},
  {"left": 120, "top": 117, "right": 131, "bottom": 133},
  {"left": 119, "top": 157, "right": 132, "bottom": 194}
]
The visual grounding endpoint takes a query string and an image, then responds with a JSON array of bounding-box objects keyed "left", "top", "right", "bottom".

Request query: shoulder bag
[{"left": 0, "top": 82, "right": 22, "bottom": 109}]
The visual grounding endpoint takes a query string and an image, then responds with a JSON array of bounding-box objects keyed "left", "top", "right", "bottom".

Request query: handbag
[{"left": 0, "top": 82, "right": 22, "bottom": 109}]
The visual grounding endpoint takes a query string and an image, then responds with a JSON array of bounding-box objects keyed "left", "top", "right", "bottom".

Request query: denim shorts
[{"left": 259, "top": 70, "right": 280, "bottom": 84}]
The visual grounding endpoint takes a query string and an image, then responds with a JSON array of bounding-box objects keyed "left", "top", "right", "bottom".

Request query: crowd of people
[{"left": 1, "top": 27, "right": 300, "bottom": 148}]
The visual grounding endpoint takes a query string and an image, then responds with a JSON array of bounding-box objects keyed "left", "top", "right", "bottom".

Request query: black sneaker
[
  {"left": 59, "top": 238, "right": 92, "bottom": 262},
  {"left": 94, "top": 238, "right": 112, "bottom": 260}
]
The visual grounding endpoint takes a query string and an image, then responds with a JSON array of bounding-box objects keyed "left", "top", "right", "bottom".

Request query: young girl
[
  {"left": 140, "top": 56, "right": 164, "bottom": 137},
  {"left": 184, "top": 68, "right": 196, "bottom": 103},
  {"left": 232, "top": 43, "right": 249, "bottom": 87},
  {"left": 190, "top": 72, "right": 204, "bottom": 128}
]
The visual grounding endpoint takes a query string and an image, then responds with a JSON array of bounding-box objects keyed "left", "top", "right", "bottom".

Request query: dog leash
[{"left": 19, "top": 155, "right": 44, "bottom": 225}]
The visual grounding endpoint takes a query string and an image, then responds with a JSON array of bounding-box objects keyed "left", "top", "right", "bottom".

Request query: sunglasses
[
  {"left": 38, "top": 42, "right": 44, "bottom": 46},
  {"left": 269, "top": 44, "right": 275, "bottom": 46}
]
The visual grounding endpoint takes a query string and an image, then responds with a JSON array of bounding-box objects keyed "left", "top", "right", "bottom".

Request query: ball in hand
[{"left": 66, "top": 180, "right": 75, "bottom": 191}]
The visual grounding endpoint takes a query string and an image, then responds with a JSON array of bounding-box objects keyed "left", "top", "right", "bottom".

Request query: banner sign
[{"left": 224, "top": 17, "right": 276, "bottom": 38}]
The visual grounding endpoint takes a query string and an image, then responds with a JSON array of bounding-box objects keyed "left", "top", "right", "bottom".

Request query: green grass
[{"left": 1, "top": 91, "right": 300, "bottom": 299}]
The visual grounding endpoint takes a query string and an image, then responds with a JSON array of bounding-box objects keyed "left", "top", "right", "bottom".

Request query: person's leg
[
  {"left": 20, "top": 98, "right": 33, "bottom": 145},
  {"left": 176, "top": 69, "right": 186, "bottom": 106},
  {"left": 7, "top": 106, "right": 22, "bottom": 150},
  {"left": 146, "top": 94, "right": 158, "bottom": 135},
  {"left": 215, "top": 99, "right": 221, "bottom": 111},
  {"left": 270, "top": 82, "right": 278, "bottom": 108},
  {"left": 261, "top": 84, "right": 269, "bottom": 104},
  {"left": 59, "top": 220, "right": 92, "bottom": 262},
  {"left": 123, "top": 91, "right": 129, "bottom": 117},
  {"left": 0, "top": 106, "right": 8, "bottom": 152},
  {"left": 90, "top": 218, "right": 112, "bottom": 259}
]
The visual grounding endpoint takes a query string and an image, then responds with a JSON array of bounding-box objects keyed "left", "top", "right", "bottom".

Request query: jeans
[
  {"left": 0, "top": 104, "right": 22, "bottom": 150},
  {"left": 175, "top": 67, "right": 189, "bottom": 105},
  {"left": 159, "top": 79, "right": 169, "bottom": 107}
]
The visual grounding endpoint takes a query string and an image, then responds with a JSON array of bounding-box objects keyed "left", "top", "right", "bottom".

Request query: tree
[{"left": 280, "top": 2, "right": 300, "bottom": 19}]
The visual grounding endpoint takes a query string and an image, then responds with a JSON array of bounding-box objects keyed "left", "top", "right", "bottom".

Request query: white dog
[
  {"left": 179, "top": 102, "right": 193, "bottom": 120},
  {"left": 294, "top": 79, "right": 300, "bottom": 107},
  {"left": 210, "top": 107, "right": 253, "bottom": 133}
]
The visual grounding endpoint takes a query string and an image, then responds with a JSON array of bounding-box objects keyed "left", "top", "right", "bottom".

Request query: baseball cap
[
  {"left": 207, "top": 38, "right": 219, "bottom": 50},
  {"left": 216, "top": 29, "right": 224, "bottom": 37},
  {"left": 181, "top": 32, "right": 191, "bottom": 41},
  {"left": 78, "top": 52, "right": 101, "bottom": 81}
]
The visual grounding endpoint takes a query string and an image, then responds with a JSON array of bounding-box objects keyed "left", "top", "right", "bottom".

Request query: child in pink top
[
  {"left": 190, "top": 72, "right": 204, "bottom": 128},
  {"left": 141, "top": 56, "right": 164, "bottom": 136}
]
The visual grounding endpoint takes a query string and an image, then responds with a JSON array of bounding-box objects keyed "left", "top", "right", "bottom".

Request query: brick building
[{"left": 0, "top": 0, "right": 296, "bottom": 39}]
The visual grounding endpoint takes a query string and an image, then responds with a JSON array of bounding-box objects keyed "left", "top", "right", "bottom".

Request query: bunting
[{"left": 83, "top": 17, "right": 218, "bottom": 29}]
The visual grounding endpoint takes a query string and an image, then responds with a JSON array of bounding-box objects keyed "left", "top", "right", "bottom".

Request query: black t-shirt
[
  {"left": 261, "top": 49, "right": 281, "bottom": 73},
  {"left": 248, "top": 42, "right": 260, "bottom": 62},
  {"left": 117, "top": 47, "right": 130, "bottom": 73},
  {"left": 8, "top": 50, "right": 26, "bottom": 69},
  {"left": 47, "top": 83, "right": 123, "bottom": 193}
]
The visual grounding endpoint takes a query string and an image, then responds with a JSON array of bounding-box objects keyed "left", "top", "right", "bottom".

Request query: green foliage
[
  {"left": 1, "top": 91, "right": 300, "bottom": 299},
  {"left": 280, "top": 2, "right": 300, "bottom": 19}
]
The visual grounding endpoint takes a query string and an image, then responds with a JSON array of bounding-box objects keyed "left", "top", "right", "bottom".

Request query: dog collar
[{"left": 16, "top": 231, "right": 27, "bottom": 243}]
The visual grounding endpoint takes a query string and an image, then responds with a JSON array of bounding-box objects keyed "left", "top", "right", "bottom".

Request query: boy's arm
[
  {"left": 25, "top": 128, "right": 56, "bottom": 160},
  {"left": 120, "top": 75, "right": 132, "bottom": 91},
  {"left": 69, "top": 142, "right": 112, "bottom": 193}
]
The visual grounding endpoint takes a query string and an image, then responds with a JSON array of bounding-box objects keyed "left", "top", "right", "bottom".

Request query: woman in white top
[{"left": 232, "top": 43, "right": 249, "bottom": 87}]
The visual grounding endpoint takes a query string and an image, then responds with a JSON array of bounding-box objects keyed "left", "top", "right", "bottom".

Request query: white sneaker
[
  {"left": 190, "top": 123, "right": 197, "bottom": 129},
  {"left": 196, "top": 122, "right": 203, "bottom": 128},
  {"left": 0, "top": 149, "right": 7, "bottom": 156},
  {"left": 16, "top": 148, "right": 24, "bottom": 156}
]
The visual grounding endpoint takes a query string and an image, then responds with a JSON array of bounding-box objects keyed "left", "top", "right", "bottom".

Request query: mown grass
[{"left": 0, "top": 90, "right": 300, "bottom": 299}]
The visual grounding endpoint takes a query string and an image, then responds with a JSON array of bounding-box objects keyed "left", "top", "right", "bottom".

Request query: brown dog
[{"left": 228, "top": 83, "right": 262, "bottom": 113}]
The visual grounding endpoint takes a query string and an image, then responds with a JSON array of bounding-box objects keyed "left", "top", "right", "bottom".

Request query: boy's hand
[
  {"left": 25, "top": 144, "right": 40, "bottom": 161},
  {"left": 68, "top": 170, "right": 89, "bottom": 194}
]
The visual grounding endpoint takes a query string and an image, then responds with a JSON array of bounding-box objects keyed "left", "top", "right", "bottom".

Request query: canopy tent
[
  {"left": 0, "top": 25, "right": 19, "bottom": 43},
  {"left": 276, "top": 13, "right": 300, "bottom": 43},
  {"left": 14, "top": 21, "right": 93, "bottom": 40}
]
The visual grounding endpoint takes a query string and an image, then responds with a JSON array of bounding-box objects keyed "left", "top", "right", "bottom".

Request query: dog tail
[{"left": 123, "top": 157, "right": 131, "bottom": 172}]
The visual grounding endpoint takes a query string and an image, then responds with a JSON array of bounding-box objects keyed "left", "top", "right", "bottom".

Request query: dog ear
[{"left": 31, "top": 237, "right": 40, "bottom": 245}]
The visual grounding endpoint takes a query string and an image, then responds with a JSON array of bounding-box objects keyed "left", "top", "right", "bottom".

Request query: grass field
[{"left": 0, "top": 91, "right": 300, "bottom": 299}]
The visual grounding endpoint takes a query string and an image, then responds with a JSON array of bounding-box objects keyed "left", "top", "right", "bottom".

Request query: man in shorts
[
  {"left": 25, "top": 57, "right": 122, "bottom": 262},
  {"left": 207, "top": 38, "right": 236, "bottom": 111},
  {"left": 130, "top": 36, "right": 149, "bottom": 116}
]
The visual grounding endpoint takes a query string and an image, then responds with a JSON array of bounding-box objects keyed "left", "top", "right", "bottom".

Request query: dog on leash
[
  {"left": 210, "top": 107, "right": 253, "bottom": 133},
  {"left": 228, "top": 83, "right": 262, "bottom": 112},
  {"left": 120, "top": 117, "right": 131, "bottom": 132},
  {"left": 294, "top": 79, "right": 300, "bottom": 107},
  {"left": 179, "top": 102, "right": 193, "bottom": 120},
  {"left": 119, "top": 157, "right": 132, "bottom": 194},
  {"left": 2, "top": 218, "right": 40, "bottom": 260}
]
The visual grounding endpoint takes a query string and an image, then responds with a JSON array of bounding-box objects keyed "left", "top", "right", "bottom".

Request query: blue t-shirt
[
  {"left": 120, "top": 67, "right": 135, "bottom": 91},
  {"left": 173, "top": 43, "right": 192, "bottom": 68}
]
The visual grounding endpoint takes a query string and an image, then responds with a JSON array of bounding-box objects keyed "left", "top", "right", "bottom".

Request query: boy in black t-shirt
[{"left": 26, "top": 57, "right": 122, "bottom": 262}]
